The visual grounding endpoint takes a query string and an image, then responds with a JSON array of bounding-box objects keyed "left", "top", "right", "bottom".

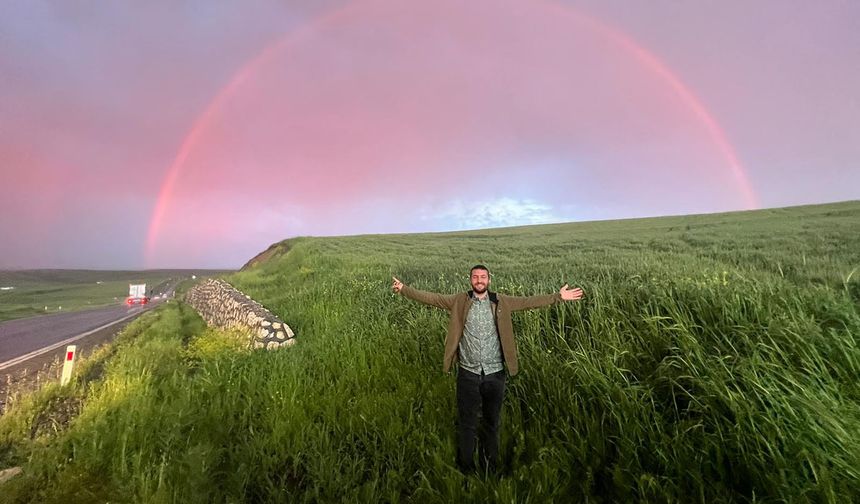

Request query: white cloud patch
[{"left": 421, "top": 197, "right": 568, "bottom": 230}]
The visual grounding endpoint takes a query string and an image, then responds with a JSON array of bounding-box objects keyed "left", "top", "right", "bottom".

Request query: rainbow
[{"left": 145, "top": 0, "right": 759, "bottom": 266}]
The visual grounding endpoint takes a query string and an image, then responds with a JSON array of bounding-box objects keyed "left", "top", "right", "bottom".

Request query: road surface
[
  {"left": 0, "top": 282, "right": 178, "bottom": 371},
  {"left": 1, "top": 304, "right": 149, "bottom": 369},
  {"left": 0, "top": 283, "right": 185, "bottom": 414}
]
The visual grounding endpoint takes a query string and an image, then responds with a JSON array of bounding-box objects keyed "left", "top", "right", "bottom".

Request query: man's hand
[
  {"left": 560, "top": 284, "right": 584, "bottom": 301},
  {"left": 392, "top": 276, "right": 404, "bottom": 293}
]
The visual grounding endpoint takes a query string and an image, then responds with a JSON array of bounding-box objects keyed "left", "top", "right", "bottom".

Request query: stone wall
[{"left": 184, "top": 279, "right": 296, "bottom": 349}]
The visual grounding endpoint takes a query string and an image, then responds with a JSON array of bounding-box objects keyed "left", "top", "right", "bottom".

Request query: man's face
[{"left": 470, "top": 269, "right": 490, "bottom": 294}]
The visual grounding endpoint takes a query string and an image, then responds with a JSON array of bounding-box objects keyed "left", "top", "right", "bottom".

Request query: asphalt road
[
  {"left": 0, "top": 284, "right": 178, "bottom": 370},
  {"left": 0, "top": 304, "right": 143, "bottom": 368}
]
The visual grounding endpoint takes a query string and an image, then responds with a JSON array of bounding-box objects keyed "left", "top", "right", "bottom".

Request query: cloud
[{"left": 421, "top": 197, "right": 568, "bottom": 230}]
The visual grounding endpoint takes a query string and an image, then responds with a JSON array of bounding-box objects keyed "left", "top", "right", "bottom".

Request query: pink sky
[{"left": 1, "top": 0, "right": 858, "bottom": 269}]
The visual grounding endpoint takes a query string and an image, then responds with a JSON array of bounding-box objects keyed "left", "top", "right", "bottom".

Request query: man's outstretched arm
[
  {"left": 392, "top": 276, "right": 457, "bottom": 311},
  {"left": 504, "top": 284, "right": 584, "bottom": 312}
]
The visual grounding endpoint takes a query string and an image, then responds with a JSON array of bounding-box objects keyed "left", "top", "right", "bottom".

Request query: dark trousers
[{"left": 456, "top": 368, "right": 506, "bottom": 474}]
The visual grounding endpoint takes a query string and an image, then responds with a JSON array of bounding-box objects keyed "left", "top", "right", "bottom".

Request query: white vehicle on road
[{"left": 126, "top": 284, "right": 149, "bottom": 305}]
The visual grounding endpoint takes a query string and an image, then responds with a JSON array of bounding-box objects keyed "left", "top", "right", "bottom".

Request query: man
[{"left": 392, "top": 265, "right": 584, "bottom": 474}]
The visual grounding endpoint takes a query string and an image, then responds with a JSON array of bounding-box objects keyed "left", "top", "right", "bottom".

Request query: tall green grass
[{"left": 1, "top": 201, "right": 858, "bottom": 502}]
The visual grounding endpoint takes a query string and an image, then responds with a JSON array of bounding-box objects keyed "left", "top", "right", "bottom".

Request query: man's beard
[{"left": 473, "top": 284, "right": 487, "bottom": 294}]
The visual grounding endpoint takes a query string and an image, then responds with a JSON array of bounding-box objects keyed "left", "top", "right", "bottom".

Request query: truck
[{"left": 126, "top": 283, "right": 149, "bottom": 305}]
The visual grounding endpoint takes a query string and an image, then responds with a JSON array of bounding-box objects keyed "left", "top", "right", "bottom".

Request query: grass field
[
  {"left": 0, "top": 201, "right": 858, "bottom": 502},
  {"left": 0, "top": 270, "right": 230, "bottom": 322}
]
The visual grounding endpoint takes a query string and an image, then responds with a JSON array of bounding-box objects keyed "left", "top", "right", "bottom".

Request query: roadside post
[{"left": 60, "top": 345, "right": 77, "bottom": 386}]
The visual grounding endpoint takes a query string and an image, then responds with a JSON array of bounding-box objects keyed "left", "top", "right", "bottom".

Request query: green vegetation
[
  {"left": 1, "top": 201, "right": 858, "bottom": 502},
  {"left": 0, "top": 270, "right": 228, "bottom": 322}
]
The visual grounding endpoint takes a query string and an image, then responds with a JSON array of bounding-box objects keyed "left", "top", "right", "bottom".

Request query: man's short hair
[{"left": 470, "top": 264, "right": 490, "bottom": 276}]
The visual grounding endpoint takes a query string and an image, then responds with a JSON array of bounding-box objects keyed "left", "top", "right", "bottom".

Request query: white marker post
[{"left": 61, "top": 345, "right": 77, "bottom": 386}]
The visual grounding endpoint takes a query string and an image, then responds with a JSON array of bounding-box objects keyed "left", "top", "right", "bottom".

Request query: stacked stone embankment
[{"left": 184, "top": 279, "right": 295, "bottom": 349}]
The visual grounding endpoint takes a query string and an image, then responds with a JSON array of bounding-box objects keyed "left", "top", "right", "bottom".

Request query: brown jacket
[{"left": 400, "top": 285, "right": 561, "bottom": 376}]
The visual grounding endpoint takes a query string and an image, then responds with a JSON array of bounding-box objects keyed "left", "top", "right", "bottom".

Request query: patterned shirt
[{"left": 459, "top": 296, "right": 503, "bottom": 375}]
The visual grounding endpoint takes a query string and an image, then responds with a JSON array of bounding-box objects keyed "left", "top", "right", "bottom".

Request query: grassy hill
[{"left": 1, "top": 201, "right": 858, "bottom": 502}]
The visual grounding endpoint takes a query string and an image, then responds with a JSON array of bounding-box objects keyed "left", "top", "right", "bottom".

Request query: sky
[{"left": 1, "top": 0, "right": 858, "bottom": 269}]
